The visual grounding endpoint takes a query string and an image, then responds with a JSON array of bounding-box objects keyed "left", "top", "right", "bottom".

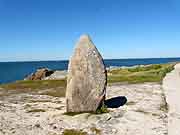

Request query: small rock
[{"left": 34, "top": 123, "right": 41, "bottom": 128}]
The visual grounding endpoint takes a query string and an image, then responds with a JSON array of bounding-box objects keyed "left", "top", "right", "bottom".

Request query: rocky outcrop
[
  {"left": 66, "top": 35, "right": 107, "bottom": 112},
  {"left": 24, "top": 68, "right": 54, "bottom": 80},
  {"left": 44, "top": 70, "right": 67, "bottom": 80},
  {"left": 0, "top": 83, "right": 167, "bottom": 135}
]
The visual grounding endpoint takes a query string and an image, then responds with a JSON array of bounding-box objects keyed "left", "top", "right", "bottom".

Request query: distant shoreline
[
  {"left": 0, "top": 58, "right": 180, "bottom": 84},
  {"left": 1, "top": 57, "right": 180, "bottom": 63}
]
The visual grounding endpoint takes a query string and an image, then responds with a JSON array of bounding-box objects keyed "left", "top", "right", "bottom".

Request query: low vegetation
[
  {"left": 0, "top": 80, "right": 66, "bottom": 97},
  {"left": 96, "top": 104, "right": 109, "bottom": 114},
  {"left": 0, "top": 63, "right": 175, "bottom": 95},
  {"left": 107, "top": 63, "right": 175, "bottom": 84},
  {"left": 63, "top": 129, "right": 87, "bottom": 135},
  {"left": 0, "top": 80, "right": 66, "bottom": 90}
]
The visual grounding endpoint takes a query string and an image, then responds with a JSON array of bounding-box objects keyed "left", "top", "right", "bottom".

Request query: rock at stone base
[{"left": 66, "top": 34, "right": 107, "bottom": 112}]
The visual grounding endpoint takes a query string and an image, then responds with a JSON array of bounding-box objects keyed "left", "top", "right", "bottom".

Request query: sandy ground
[
  {"left": 163, "top": 63, "right": 180, "bottom": 135},
  {"left": 0, "top": 83, "right": 167, "bottom": 135}
]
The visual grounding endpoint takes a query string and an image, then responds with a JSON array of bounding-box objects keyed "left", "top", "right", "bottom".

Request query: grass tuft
[
  {"left": 63, "top": 129, "right": 87, "bottom": 135},
  {"left": 96, "top": 104, "right": 109, "bottom": 114}
]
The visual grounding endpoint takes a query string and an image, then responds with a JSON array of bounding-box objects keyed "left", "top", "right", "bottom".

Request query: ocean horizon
[{"left": 1, "top": 57, "right": 180, "bottom": 84}]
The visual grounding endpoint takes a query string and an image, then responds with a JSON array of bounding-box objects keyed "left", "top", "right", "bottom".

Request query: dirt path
[{"left": 163, "top": 63, "right": 180, "bottom": 135}]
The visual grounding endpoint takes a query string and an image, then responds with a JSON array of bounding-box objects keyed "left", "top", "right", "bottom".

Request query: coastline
[
  {"left": 0, "top": 62, "right": 179, "bottom": 134},
  {"left": 0, "top": 58, "right": 180, "bottom": 84}
]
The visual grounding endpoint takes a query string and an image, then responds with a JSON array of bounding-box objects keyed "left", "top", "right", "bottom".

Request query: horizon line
[{"left": 1, "top": 57, "right": 180, "bottom": 63}]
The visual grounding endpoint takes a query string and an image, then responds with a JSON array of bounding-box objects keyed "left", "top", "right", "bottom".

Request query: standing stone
[{"left": 66, "top": 34, "right": 107, "bottom": 112}]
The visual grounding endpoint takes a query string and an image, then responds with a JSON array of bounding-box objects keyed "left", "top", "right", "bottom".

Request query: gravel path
[{"left": 163, "top": 63, "right": 180, "bottom": 135}]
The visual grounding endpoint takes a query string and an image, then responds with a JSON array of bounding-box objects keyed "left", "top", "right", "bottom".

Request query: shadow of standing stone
[{"left": 105, "top": 96, "right": 127, "bottom": 108}]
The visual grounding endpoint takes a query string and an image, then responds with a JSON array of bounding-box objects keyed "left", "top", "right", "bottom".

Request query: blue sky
[{"left": 0, "top": 0, "right": 180, "bottom": 61}]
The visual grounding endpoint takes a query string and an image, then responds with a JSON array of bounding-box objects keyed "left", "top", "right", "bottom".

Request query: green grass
[
  {"left": 0, "top": 63, "right": 175, "bottom": 94},
  {"left": 96, "top": 104, "right": 109, "bottom": 114},
  {"left": 107, "top": 63, "right": 175, "bottom": 84},
  {"left": 63, "top": 129, "right": 87, "bottom": 135}
]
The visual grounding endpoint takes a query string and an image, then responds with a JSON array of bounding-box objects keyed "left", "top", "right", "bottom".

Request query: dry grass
[
  {"left": 0, "top": 80, "right": 66, "bottom": 97},
  {"left": 1, "top": 80, "right": 66, "bottom": 90},
  {"left": 0, "top": 63, "right": 175, "bottom": 96},
  {"left": 63, "top": 129, "right": 87, "bottom": 135}
]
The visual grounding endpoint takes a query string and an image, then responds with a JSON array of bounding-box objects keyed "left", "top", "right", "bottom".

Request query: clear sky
[{"left": 0, "top": 0, "right": 180, "bottom": 62}]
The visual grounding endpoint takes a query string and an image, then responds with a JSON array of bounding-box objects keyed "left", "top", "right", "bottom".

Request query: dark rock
[{"left": 24, "top": 68, "right": 54, "bottom": 80}]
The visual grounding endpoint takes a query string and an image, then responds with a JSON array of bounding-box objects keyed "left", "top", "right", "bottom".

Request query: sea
[{"left": 0, "top": 58, "right": 180, "bottom": 84}]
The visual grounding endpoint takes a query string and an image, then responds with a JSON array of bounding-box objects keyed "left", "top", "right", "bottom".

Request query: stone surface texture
[{"left": 66, "top": 35, "right": 107, "bottom": 112}]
